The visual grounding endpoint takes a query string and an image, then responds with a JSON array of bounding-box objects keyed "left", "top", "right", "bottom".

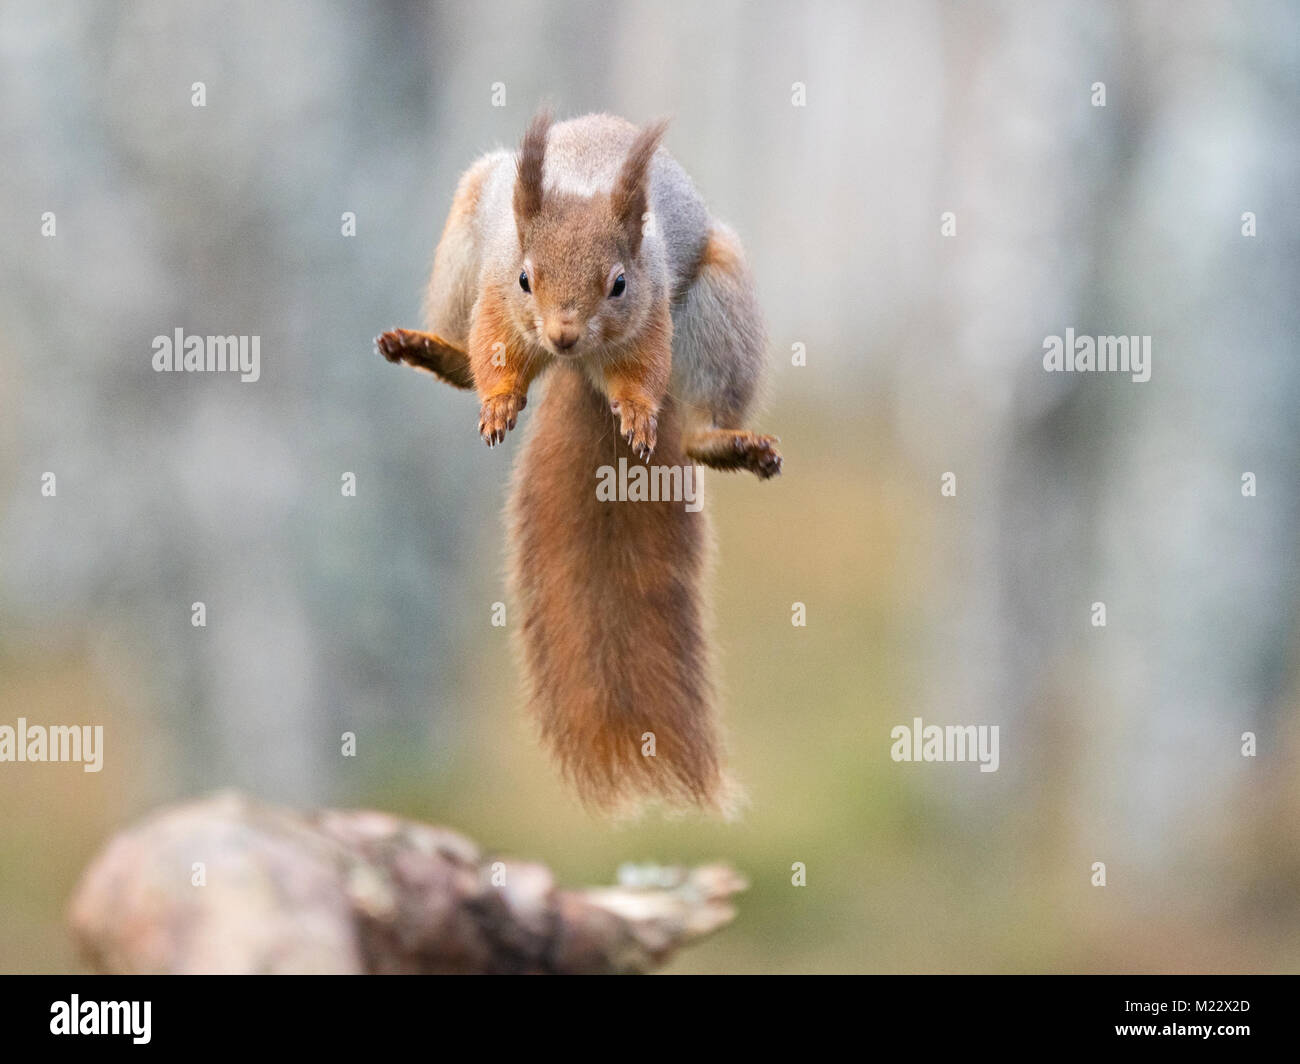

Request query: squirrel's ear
[
  {"left": 513, "top": 109, "right": 551, "bottom": 243},
  {"left": 611, "top": 118, "right": 668, "bottom": 258}
]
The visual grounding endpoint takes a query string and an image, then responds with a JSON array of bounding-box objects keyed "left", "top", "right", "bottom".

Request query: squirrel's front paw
[
  {"left": 610, "top": 399, "right": 658, "bottom": 461},
  {"left": 478, "top": 393, "right": 525, "bottom": 446}
]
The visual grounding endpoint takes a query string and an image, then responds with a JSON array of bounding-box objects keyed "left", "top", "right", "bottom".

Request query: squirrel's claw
[
  {"left": 611, "top": 399, "right": 658, "bottom": 463},
  {"left": 376, "top": 327, "right": 420, "bottom": 365},
  {"left": 739, "top": 434, "right": 783, "bottom": 479},
  {"left": 746, "top": 435, "right": 783, "bottom": 478},
  {"left": 479, "top": 393, "right": 524, "bottom": 447}
]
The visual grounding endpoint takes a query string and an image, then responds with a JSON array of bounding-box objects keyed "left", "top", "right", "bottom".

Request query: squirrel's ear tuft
[
  {"left": 514, "top": 109, "right": 552, "bottom": 242},
  {"left": 611, "top": 118, "right": 668, "bottom": 258}
]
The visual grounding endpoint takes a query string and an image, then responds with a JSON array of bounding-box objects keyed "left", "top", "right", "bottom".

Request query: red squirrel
[{"left": 378, "top": 111, "right": 781, "bottom": 814}]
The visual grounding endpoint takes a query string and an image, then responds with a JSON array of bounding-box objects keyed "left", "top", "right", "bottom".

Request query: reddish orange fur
[
  {"left": 508, "top": 367, "right": 732, "bottom": 814},
  {"left": 513, "top": 110, "right": 551, "bottom": 241},
  {"left": 468, "top": 285, "right": 539, "bottom": 399},
  {"left": 695, "top": 225, "right": 745, "bottom": 276},
  {"left": 377, "top": 113, "right": 780, "bottom": 817},
  {"left": 601, "top": 299, "right": 673, "bottom": 457},
  {"left": 610, "top": 119, "right": 668, "bottom": 257}
]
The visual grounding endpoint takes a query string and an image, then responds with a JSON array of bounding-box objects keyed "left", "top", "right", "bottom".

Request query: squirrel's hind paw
[
  {"left": 746, "top": 435, "right": 783, "bottom": 479},
  {"left": 685, "top": 429, "right": 783, "bottom": 479},
  {"left": 376, "top": 328, "right": 475, "bottom": 390}
]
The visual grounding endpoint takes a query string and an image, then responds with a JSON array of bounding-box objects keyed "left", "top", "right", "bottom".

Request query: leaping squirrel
[{"left": 377, "top": 111, "right": 781, "bottom": 815}]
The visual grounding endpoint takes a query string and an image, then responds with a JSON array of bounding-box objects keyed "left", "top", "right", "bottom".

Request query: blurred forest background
[{"left": 2, "top": 0, "right": 1298, "bottom": 973}]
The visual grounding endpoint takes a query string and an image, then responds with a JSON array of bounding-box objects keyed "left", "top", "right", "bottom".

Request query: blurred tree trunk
[{"left": 67, "top": 792, "right": 745, "bottom": 975}]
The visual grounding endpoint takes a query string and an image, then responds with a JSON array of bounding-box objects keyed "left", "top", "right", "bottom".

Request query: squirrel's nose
[{"left": 547, "top": 325, "right": 580, "bottom": 350}]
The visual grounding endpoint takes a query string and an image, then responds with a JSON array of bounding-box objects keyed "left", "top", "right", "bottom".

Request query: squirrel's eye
[
  {"left": 609, "top": 273, "right": 626, "bottom": 298},
  {"left": 519, "top": 270, "right": 531, "bottom": 293}
]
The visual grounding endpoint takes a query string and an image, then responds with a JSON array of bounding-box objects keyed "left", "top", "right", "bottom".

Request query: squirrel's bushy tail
[{"left": 508, "top": 367, "right": 734, "bottom": 815}]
